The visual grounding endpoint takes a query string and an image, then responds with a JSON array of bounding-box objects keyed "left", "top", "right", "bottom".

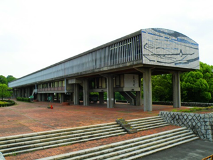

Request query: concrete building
[{"left": 9, "top": 28, "right": 199, "bottom": 111}]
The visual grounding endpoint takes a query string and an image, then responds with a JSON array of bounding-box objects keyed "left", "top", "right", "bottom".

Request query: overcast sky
[{"left": 0, "top": 0, "right": 213, "bottom": 78}]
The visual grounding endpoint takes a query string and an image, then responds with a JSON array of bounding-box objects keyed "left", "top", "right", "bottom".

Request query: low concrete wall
[{"left": 159, "top": 111, "right": 213, "bottom": 141}]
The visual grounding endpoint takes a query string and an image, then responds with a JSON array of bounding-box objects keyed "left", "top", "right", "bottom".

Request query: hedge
[
  {"left": 0, "top": 100, "right": 15, "bottom": 107},
  {"left": 16, "top": 97, "right": 31, "bottom": 102}
]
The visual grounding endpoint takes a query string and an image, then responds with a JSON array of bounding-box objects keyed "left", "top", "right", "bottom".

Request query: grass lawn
[{"left": 172, "top": 106, "right": 213, "bottom": 113}]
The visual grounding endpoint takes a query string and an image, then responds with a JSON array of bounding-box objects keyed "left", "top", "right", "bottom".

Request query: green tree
[
  {"left": 7, "top": 75, "right": 16, "bottom": 84},
  {"left": 152, "top": 74, "right": 172, "bottom": 101},
  {"left": 115, "top": 92, "right": 125, "bottom": 101},
  {"left": 181, "top": 62, "right": 213, "bottom": 102},
  {"left": 0, "top": 84, "right": 12, "bottom": 100},
  {"left": 0, "top": 75, "right": 7, "bottom": 84}
]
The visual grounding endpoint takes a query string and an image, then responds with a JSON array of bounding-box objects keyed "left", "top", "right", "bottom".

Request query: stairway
[
  {"left": 0, "top": 116, "right": 171, "bottom": 157},
  {"left": 37, "top": 127, "right": 198, "bottom": 160},
  {"left": 120, "top": 91, "right": 136, "bottom": 105},
  {"left": 0, "top": 123, "right": 126, "bottom": 157},
  {"left": 127, "top": 116, "right": 169, "bottom": 131}
]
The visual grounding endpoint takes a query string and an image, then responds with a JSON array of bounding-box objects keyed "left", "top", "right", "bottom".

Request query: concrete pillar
[
  {"left": 56, "top": 93, "right": 59, "bottom": 101},
  {"left": 99, "top": 92, "right": 104, "bottom": 104},
  {"left": 83, "top": 79, "right": 89, "bottom": 106},
  {"left": 24, "top": 88, "right": 27, "bottom": 97},
  {"left": 22, "top": 89, "right": 24, "bottom": 97},
  {"left": 173, "top": 71, "right": 181, "bottom": 108},
  {"left": 41, "top": 94, "right": 45, "bottom": 101},
  {"left": 143, "top": 68, "right": 152, "bottom": 111},
  {"left": 107, "top": 75, "right": 114, "bottom": 108},
  {"left": 17, "top": 89, "right": 21, "bottom": 97},
  {"left": 136, "top": 75, "right": 142, "bottom": 106},
  {"left": 27, "top": 88, "right": 30, "bottom": 97},
  {"left": 74, "top": 84, "right": 79, "bottom": 105},
  {"left": 136, "top": 91, "right": 141, "bottom": 106},
  {"left": 70, "top": 93, "right": 73, "bottom": 102},
  {"left": 114, "top": 92, "right": 116, "bottom": 104},
  {"left": 60, "top": 93, "right": 65, "bottom": 103},
  {"left": 50, "top": 93, "right": 54, "bottom": 102},
  {"left": 37, "top": 93, "right": 41, "bottom": 101}
]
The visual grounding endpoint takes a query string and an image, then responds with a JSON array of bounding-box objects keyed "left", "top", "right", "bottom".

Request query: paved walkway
[
  {"left": 142, "top": 139, "right": 213, "bottom": 160},
  {"left": 0, "top": 101, "right": 185, "bottom": 137},
  {"left": 0, "top": 101, "right": 188, "bottom": 159}
]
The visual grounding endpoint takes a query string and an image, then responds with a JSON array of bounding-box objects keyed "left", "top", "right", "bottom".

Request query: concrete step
[
  {"left": 0, "top": 122, "right": 117, "bottom": 141},
  {"left": 0, "top": 116, "right": 172, "bottom": 157},
  {"left": 0, "top": 129, "right": 124, "bottom": 149},
  {"left": 127, "top": 116, "right": 161, "bottom": 122},
  {"left": 128, "top": 118, "right": 165, "bottom": 124},
  {"left": 127, "top": 116, "right": 169, "bottom": 131},
  {"left": 37, "top": 127, "right": 199, "bottom": 160},
  {"left": 0, "top": 125, "right": 122, "bottom": 146},
  {"left": 0, "top": 122, "right": 125, "bottom": 156}
]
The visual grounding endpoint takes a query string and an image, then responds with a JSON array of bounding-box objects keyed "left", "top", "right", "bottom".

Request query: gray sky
[{"left": 0, "top": 0, "right": 213, "bottom": 78}]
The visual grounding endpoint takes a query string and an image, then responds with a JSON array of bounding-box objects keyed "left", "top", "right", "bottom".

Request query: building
[{"left": 9, "top": 28, "right": 199, "bottom": 111}]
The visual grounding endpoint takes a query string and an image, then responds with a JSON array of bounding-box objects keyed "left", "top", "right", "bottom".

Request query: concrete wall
[{"left": 159, "top": 111, "right": 213, "bottom": 141}]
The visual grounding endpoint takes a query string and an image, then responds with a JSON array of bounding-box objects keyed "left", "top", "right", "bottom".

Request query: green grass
[{"left": 172, "top": 106, "right": 213, "bottom": 113}]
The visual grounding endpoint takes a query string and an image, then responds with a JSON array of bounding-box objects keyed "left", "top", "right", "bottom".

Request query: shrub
[
  {"left": 0, "top": 100, "right": 15, "bottom": 107},
  {"left": 16, "top": 97, "right": 31, "bottom": 102}
]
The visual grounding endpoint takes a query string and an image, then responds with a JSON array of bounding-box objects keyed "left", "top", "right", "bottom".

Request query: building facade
[{"left": 9, "top": 28, "right": 199, "bottom": 111}]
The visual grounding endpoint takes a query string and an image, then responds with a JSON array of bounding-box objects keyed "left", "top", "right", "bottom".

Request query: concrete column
[
  {"left": 74, "top": 84, "right": 79, "bottom": 105},
  {"left": 136, "top": 91, "right": 141, "bottom": 106},
  {"left": 24, "top": 89, "right": 26, "bottom": 97},
  {"left": 70, "top": 93, "right": 73, "bottom": 102},
  {"left": 107, "top": 75, "right": 114, "bottom": 108},
  {"left": 22, "top": 89, "right": 24, "bottom": 97},
  {"left": 25, "top": 88, "right": 27, "bottom": 97},
  {"left": 26, "top": 88, "right": 28, "bottom": 97},
  {"left": 83, "top": 79, "right": 89, "bottom": 106},
  {"left": 143, "top": 68, "right": 152, "bottom": 111},
  {"left": 114, "top": 92, "right": 116, "bottom": 104},
  {"left": 17, "top": 89, "right": 20, "bottom": 97},
  {"left": 56, "top": 93, "right": 59, "bottom": 101},
  {"left": 27, "top": 88, "right": 30, "bottom": 97},
  {"left": 173, "top": 71, "right": 181, "bottom": 108},
  {"left": 41, "top": 94, "right": 45, "bottom": 101},
  {"left": 99, "top": 92, "right": 104, "bottom": 104},
  {"left": 50, "top": 93, "right": 54, "bottom": 102},
  {"left": 60, "top": 93, "right": 65, "bottom": 103},
  {"left": 37, "top": 93, "right": 41, "bottom": 101},
  {"left": 136, "top": 75, "right": 142, "bottom": 106}
]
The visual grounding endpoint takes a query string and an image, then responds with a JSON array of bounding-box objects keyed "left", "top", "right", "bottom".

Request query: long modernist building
[{"left": 9, "top": 28, "right": 199, "bottom": 111}]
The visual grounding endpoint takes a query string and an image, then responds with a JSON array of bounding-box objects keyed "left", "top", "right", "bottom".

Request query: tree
[
  {"left": 150, "top": 62, "right": 213, "bottom": 103},
  {"left": 152, "top": 74, "right": 172, "bottom": 101},
  {"left": 0, "top": 75, "right": 7, "bottom": 85},
  {"left": 7, "top": 75, "right": 16, "bottom": 84},
  {"left": 0, "top": 84, "right": 12, "bottom": 100},
  {"left": 181, "top": 62, "right": 213, "bottom": 102}
]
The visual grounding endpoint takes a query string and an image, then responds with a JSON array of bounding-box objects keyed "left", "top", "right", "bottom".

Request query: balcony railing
[{"left": 38, "top": 87, "right": 65, "bottom": 92}]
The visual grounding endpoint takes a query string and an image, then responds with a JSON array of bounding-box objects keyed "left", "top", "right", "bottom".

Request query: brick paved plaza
[{"left": 1, "top": 101, "right": 185, "bottom": 160}]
